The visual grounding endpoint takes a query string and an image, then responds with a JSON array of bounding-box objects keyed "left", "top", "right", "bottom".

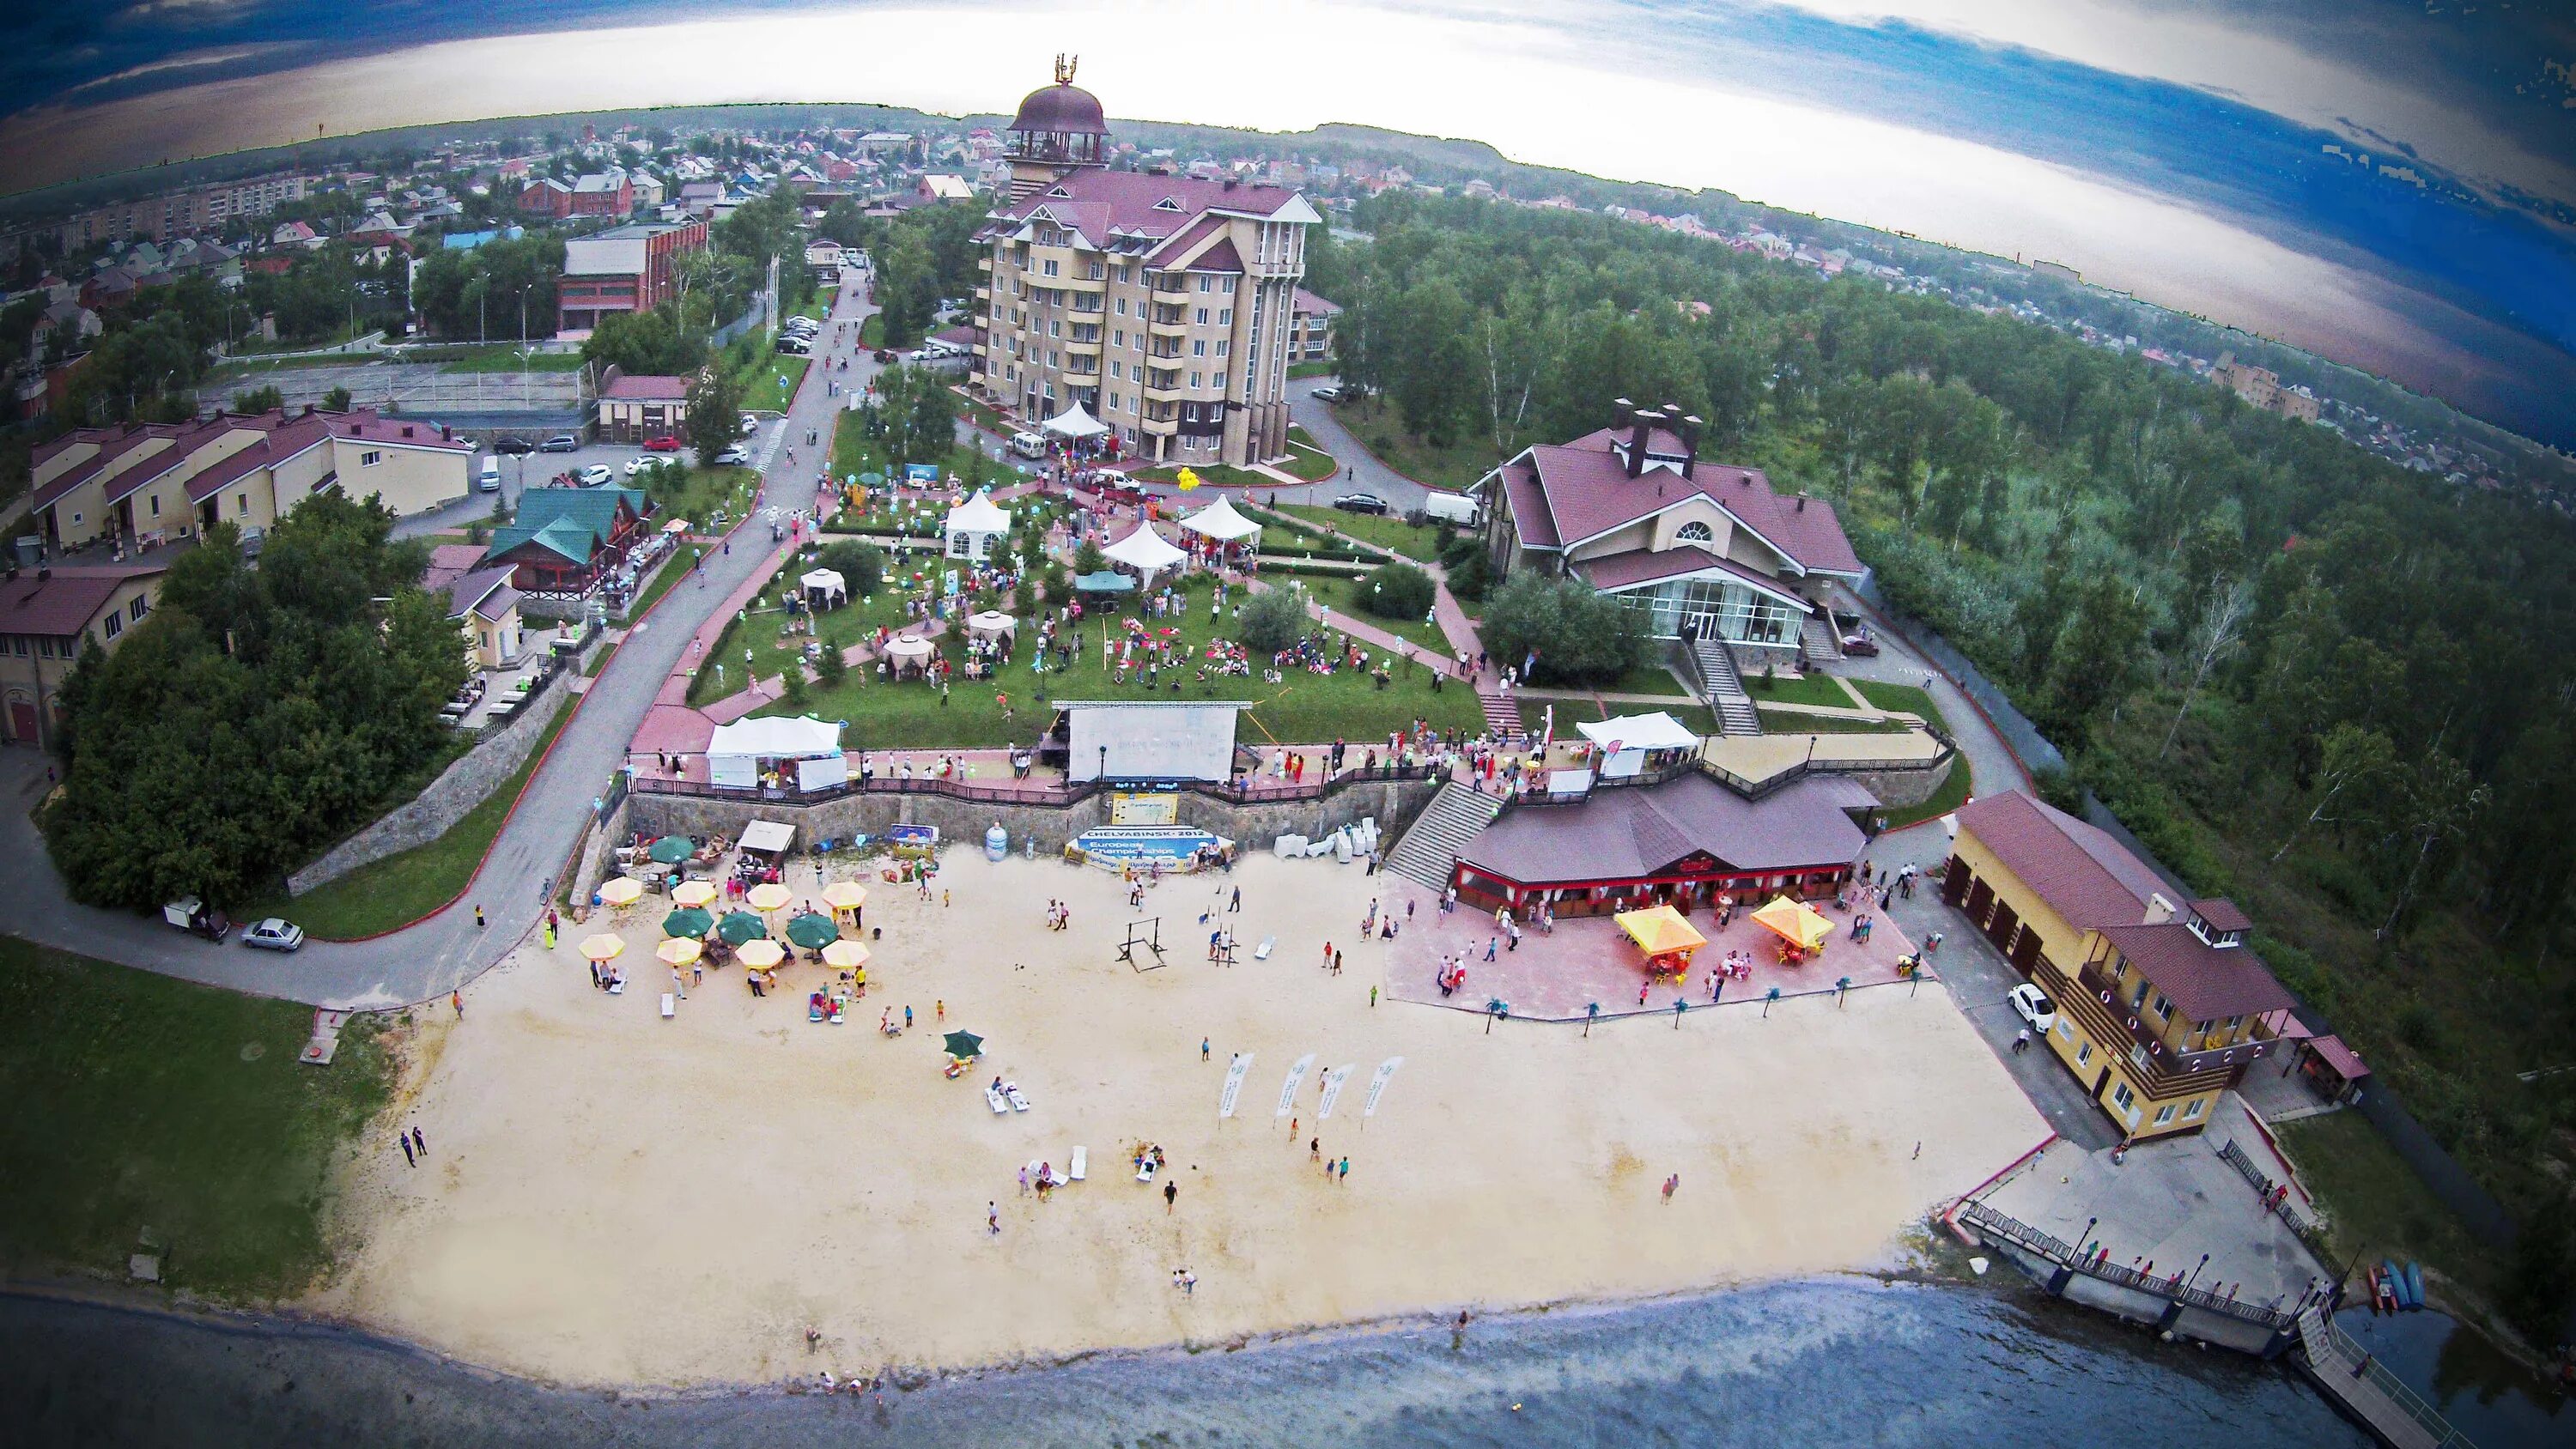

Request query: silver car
[{"left": 242, "top": 918, "right": 307, "bottom": 952}]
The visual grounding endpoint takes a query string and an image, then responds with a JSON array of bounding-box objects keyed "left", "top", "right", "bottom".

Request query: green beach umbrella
[
  {"left": 941, "top": 1030, "right": 985, "bottom": 1060},
  {"left": 661, "top": 906, "right": 714, "bottom": 940},
  {"left": 784, "top": 912, "right": 840, "bottom": 949},
  {"left": 716, "top": 910, "right": 770, "bottom": 945},
  {"left": 648, "top": 836, "right": 695, "bottom": 864}
]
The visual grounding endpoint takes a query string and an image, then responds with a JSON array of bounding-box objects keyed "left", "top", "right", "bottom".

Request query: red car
[{"left": 642, "top": 435, "right": 684, "bottom": 452}]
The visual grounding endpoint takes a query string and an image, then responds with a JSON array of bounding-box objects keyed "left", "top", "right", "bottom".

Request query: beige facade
[{"left": 0, "top": 567, "right": 166, "bottom": 749}]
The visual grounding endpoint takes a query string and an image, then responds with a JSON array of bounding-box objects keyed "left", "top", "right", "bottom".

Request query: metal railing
[
  {"left": 1956, "top": 1200, "right": 2294, "bottom": 1331},
  {"left": 2300, "top": 1308, "right": 2478, "bottom": 1448},
  {"left": 2216, "top": 1139, "right": 2337, "bottom": 1263}
]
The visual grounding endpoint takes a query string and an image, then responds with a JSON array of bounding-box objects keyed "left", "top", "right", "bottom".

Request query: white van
[
  {"left": 477, "top": 458, "right": 502, "bottom": 493},
  {"left": 1418, "top": 490, "right": 1480, "bottom": 527},
  {"left": 1009, "top": 431, "right": 1048, "bottom": 460}
]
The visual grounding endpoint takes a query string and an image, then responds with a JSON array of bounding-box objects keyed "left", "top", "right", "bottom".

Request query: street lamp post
[{"left": 2184, "top": 1252, "right": 2211, "bottom": 1294}]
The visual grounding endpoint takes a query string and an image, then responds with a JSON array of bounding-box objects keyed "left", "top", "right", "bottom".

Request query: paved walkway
[{"left": 0, "top": 286, "right": 878, "bottom": 1009}]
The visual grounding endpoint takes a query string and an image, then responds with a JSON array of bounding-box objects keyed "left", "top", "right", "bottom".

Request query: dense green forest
[{"left": 1315, "top": 191, "right": 2576, "bottom": 1331}]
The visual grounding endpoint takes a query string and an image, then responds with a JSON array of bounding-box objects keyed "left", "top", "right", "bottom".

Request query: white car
[
  {"left": 242, "top": 918, "right": 307, "bottom": 953},
  {"left": 712, "top": 446, "right": 750, "bottom": 466},
  {"left": 738, "top": 412, "right": 760, "bottom": 437},
  {"left": 1309, "top": 384, "right": 1343, "bottom": 402},
  {"left": 575, "top": 464, "right": 614, "bottom": 487},
  {"left": 624, "top": 456, "right": 660, "bottom": 477},
  {"left": 2007, "top": 983, "right": 2056, "bottom": 1036}
]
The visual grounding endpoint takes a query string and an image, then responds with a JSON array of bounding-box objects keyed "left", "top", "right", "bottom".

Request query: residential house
[
  {"left": 974, "top": 62, "right": 1320, "bottom": 467},
  {"left": 442, "top": 564, "right": 526, "bottom": 669},
  {"left": 480, "top": 486, "right": 651, "bottom": 596},
  {"left": 677, "top": 180, "right": 726, "bottom": 218},
  {"left": 595, "top": 370, "right": 691, "bottom": 444},
  {"left": 1944, "top": 791, "right": 2298, "bottom": 1140},
  {"left": 571, "top": 170, "right": 635, "bottom": 220},
  {"left": 0, "top": 561, "right": 167, "bottom": 749},
  {"left": 1477, "top": 403, "right": 1864, "bottom": 664},
  {"left": 519, "top": 177, "right": 575, "bottom": 219},
  {"left": 27, "top": 406, "right": 472, "bottom": 554},
  {"left": 1289, "top": 286, "right": 1340, "bottom": 362}
]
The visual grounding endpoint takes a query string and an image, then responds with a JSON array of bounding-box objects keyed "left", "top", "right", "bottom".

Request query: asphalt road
[{"left": 0, "top": 288, "right": 873, "bottom": 1009}]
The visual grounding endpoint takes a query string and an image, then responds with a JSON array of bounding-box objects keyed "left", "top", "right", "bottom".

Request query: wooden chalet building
[{"left": 481, "top": 486, "right": 651, "bottom": 597}]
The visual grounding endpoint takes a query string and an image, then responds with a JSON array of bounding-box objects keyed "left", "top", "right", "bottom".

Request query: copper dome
[{"left": 1009, "top": 82, "right": 1108, "bottom": 137}]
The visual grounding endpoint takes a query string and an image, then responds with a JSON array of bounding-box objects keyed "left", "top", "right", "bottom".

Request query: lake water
[
  {"left": 2332, "top": 1306, "right": 2573, "bottom": 1449},
  {"left": 5, "top": 1276, "right": 2378, "bottom": 1448}
]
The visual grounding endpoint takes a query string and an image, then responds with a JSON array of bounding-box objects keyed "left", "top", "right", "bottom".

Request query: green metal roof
[{"left": 484, "top": 486, "right": 646, "bottom": 565}]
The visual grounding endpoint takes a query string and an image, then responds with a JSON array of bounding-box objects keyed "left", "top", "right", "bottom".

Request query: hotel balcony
[
  {"left": 2038, "top": 959, "right": 2277, "bottom": 1095},
  {"left": 973, "top": 285, "right": 990, "bottom": 302},
  {"left": 1148, "top": 310, "right": 1189, "bottom": 337},
  {"left": 1062, "top": 332, "right": 1102, "bottom": 355}
]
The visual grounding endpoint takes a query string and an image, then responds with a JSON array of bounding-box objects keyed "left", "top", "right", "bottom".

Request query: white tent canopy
[
  {"left": 943, "top": 489, "right": 1012, "bottom": 562},
  {"left": 1101, "top": 522, "right": 1189, "bottom": 586},
  {"left": 706, "top": 716, "right": 842, "bottom": 789},
  {"left": 739, "top": 820, "right": 797, "bottom": 855},
  {"left": 799, "top": 568, "right": 847, "bottom": 607},
  {"left": 1042, "top": 403, "right": 1109, "bottom": 439},
  {"left": 1577, "top": 712, "right": 1701, "bottom": 753},
  {"left": 1178, "top": 495, "right": 1262, "bottom": 543}
]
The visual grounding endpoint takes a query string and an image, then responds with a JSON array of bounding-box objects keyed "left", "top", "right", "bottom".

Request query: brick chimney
[
  {"left": 1678, "top": 415, "right": 1703, "bottom": 480},
  {"left": 2143, "top": 893, "right": 2177, "bottom": 926},
  {"left": 1626, "top": 408, "right": 1659, "bottom": 479}
]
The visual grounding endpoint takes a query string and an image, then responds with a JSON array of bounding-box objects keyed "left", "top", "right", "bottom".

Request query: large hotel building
[{"left": 973, "top": 60, "right": 1320, "bottom": 468}]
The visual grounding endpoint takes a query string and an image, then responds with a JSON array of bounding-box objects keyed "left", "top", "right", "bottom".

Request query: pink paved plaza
[{"left": 1364, "top": 876, "right": 1929, "bottom": 1021}]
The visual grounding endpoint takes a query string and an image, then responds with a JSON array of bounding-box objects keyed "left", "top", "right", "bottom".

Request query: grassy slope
[
  {"left": 1275, "top": 503, "right": 1440, "bottom": 560},
  {"left": 1741, "top": 670, "right": 1856, "bottom": 708},
  {"left": 0, "top": 937, "right": 394, "bottom": 1297},
  {"left": 2278, "top": 1110, "right": 2504, "bottom": 1307},
  {"left": 1327, "top": 395, "right": 1510, "bottom": 492},
  {"left": 235, "top": 694, "right": 575, "bottom": 939}
]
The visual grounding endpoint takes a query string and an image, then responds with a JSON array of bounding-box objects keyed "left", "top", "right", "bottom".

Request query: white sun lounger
[
  {"left": 1255, "top": 935, "right": 1275, "bottom": 960},
  {"left": 659, "top": 992, "right": 676, "bottom": 1019},
  {"left": 1005, "top": 1084, "right": 1031, "bottom": 1112},
  {"left": 1069, "top": 1147, "right": 1086, "bottom": 1181},
  {"left": 1136, "top": 1157, "right": 1157, "bottom": 1185},
  {"left": 986, "top": 1085, "right": 1011, "bottom": 1114}
]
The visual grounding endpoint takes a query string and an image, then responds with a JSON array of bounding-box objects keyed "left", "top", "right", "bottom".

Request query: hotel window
[
  {"left": 1087, "top": 262, "right": 1103, "bottom": 280},
  {"left": 1215, "top": 340, "right": 1229, "bottom": 359},
  {"left": 1189, "top": 371, "right": 1202, "bottom": 389},
  {"left": 1198, "top": 275, "right": 1212, "bottom": 293},
  {"left": 103, "top": 612, "right": 121, "bottom": 640},
  {"left": 2152, "top": 1105, "right": 2177, "bottom": 1128},
  {"left": 11, "top": 636, "right": 24, "bottom": 656},
  {"left": 1191, "top": 340, "right": 1206, "bottom": 357},
  {"left": 1116, "top": 299, "right": 1127, "bottom": 316},
  {"left": 1194, "top": 306, "right": 1210, "bottom": 324},
  {"left": 149, "top": 495, "right": 161, "bottom": 517},
  {"left": 1113, "top": 329, "right": 1125, "bottom": 346},
  {"left": 1218, "top": 307, "right": 1233, "bottom": 325},
  {"left": 1042, "top": 260, "right": 1058, "bottom": 277},
  {"left": 2151, "top": 993, "right": 2172, "bottom": 1019},
  {"left": 1676, "top": 521, "right": 1713, "bottom": 543},
  {"left": 127, "top": 597, "right": 147, "bottom": 621},
  {"left": 2110, "top": 1081, "right": 2136, "bottom": 1113},
  {"left": 361, "top": 450, "right": 382, "bottom": 467},
  {"left": 2183, "top": 1098, "right": 2206, "bottom": 1121},
  {"left": 38, "top": 637, "right": 55, "bottom": 658},
  {"left": 239, "top": 494, "right": 252, "bottom": 516},
  {"left": 2075, "top": 1041, "right": 2093, "bottom": 1067}
]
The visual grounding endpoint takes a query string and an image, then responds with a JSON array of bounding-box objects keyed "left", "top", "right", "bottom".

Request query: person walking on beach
[
  {"left": 904, "top": 1005, "right": 913, "bottom": 1030},
  {"left": 1201, "top": 1036, "right": 1212, "bottom": 1061},
  {"left": 988, "top": 1202, "right": 1001, "bottom": 1235},
  {"left": 1310, "top": 1137, "right": 1321, "bottom": 1162},
  {"left": 937, "top": 999, "right": 945, "bottom": 1022},
  {"left": 1338, "top": 1157, "right": 1349, "bottom": 1183},
  {"left": 399, "top": 1132, "right": 416, "bottom": 1168},
  {"left": 1662, "top": 1173, "right": 1679, "bottom": 1203},
  {"left": 1370, "top": 985, "right": 1379, "bottom": 1009},
  {"left": 411, "top": 1125, "right": 426, "bottom": 1156},
  {"left": 1164, "top": 1181, "right": 1178, "bottom": 1215},
  {"left": 1229, "top": 887, "right": 1241, "bottom": 912}
]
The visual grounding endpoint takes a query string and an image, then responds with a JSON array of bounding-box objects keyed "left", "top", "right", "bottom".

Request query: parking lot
[{"left": 391, "top": 422, "right": 775, "bottom": 540}]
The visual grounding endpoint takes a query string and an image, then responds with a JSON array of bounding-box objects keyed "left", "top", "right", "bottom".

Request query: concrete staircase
[
  {"left": 1476, "top": 684, "right": 1522, "bottom": 738},
  {"left": 1383, "top": 781, "right": 1503, "bottom": 892},
  {"left": 1688, "top": 636, "right": 1762, "bottom": 737},
  {"left": 1800, "top": 611, "right": 1844, "bottom": 668}
]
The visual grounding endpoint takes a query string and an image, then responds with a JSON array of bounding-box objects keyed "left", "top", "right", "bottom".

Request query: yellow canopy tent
[
  {"left": 1750, "top": 895, "right": 1833, "bottom": 953},
  {"left": 1615, "top": 905, "right": 1706, "bottom": 979}
]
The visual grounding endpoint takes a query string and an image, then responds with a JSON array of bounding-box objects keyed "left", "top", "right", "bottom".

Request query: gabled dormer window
[{"left": 1153, "top": 197, "right": 1182, "bottom": 211}]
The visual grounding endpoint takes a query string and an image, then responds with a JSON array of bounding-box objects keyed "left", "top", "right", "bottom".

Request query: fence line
[{"left": 1955, "top": 1200, "right": 2295, "bottom": 1331}]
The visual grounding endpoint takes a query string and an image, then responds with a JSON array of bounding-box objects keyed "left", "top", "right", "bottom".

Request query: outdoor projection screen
[{"left": 1064, "top": 702, "right": 1243, "bottom": 783}]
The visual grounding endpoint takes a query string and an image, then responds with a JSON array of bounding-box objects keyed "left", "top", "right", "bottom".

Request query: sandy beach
[{"left": 315, "top": 850, "right": 2047, "bottom": 1388}]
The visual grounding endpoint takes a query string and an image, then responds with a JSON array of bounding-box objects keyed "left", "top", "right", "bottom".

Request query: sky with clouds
[{"left": 2, "top": 0, "right": 2570, "bottom": 440}]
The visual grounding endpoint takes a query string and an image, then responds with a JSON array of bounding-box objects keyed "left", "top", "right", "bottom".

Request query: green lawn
[
  {"left": 1330, "top": 395, "right": 1510, "bottom": 493},
  {"left": 1881, "top": 750, "right": 1972, "bottom": 830},
  {"left": 1520, "top": 697, "right": 1718, "bottom": 737},
  {"left": 766, "top": 585, "right": 1481, "bottom": 750},
  {"left": 1332, "top": 583, "right": 1454, "bottom": 655},
  {"left": 1288, "top": 360, "right": 1335, "bottom": 379},
  {"left": 2277, "top": 1109, "right": 2503, "bottom": 1308},
  {"left": 1135, "top": 463, "right": 1273, "bottom": 488},
  {"left": 1849, "top": 679, "right": 1951, "bottom": 731},
  {"left": 235, "top": 694, "right": 575, "bottom": 939},
  {"left": 0, "top": 937, "right": 394, "bottom": 1298},
  {"left": 1741, "top": 670, "right": 1856, "bottom": 707},
  {"left": 1755, "top": 706, "right": 1912, "bottom": 735},
  {"left": 1598, "top": 662, "right": 1692, "bottom": 697},
  {"left": 860, "top": 312, "right": 885, "bottom": 348},
  {"left": 739, "top": 349, "right": 810, "bottom": 415},
  {"left": 635, "top": 462, "right": 758, "bottom": 532},
  {"left": 1278, "top": 439, "right": 1339, "bottom": 483},
  {"left": 1275, "top": 503, "right": 1441, "bottom": 561}
]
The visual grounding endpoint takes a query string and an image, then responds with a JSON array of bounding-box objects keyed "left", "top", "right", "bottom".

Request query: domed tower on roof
[{"left": 1005, "top": 54, "right": 1109, "bottom": 199}]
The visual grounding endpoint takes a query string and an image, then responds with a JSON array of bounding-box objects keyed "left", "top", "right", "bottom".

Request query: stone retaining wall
[
  {"left": 1847, "top": 755, "right": 1957, "bottom": 812},
  {"left": 284, "top": 676, "right": 574, "bottom": 897},
  {"left": 628, "top": 776, "right": 1438, "bottom": 860}
]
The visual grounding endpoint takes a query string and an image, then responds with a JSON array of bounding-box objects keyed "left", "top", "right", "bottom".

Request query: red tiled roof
[
  {"left": 185, "top": 416, "right": 331, "bottom": 504},
  {"left": 2191, "top": 898, "right": 2253, "bottom": 932},
  {"left": 2094, "top": 921, "right": 2296, "bottom": 1022},
  {"left": 0, "top": 563, "right": 165, "bottom": 636},
  {"left": 1575, "top": 544, "right": 1814, "bottom": 607},
  {"left": 602, "top": 373, "right": 690, "bottom": 400},
  {"left": 1292, "top": 287, "right": 1342, "bottom": 317},
  {"left": 1954, "top": 790, "right": 2172, "bottom": 932},
  {"left": 1502, "top": 427, "right": 1862, "bottom": 579},
  {"left": 2306, "top": 1034, "right": 2370, "bottom": 1081},
  {"left": 1494, "top": 461, "right": 1558, "bottom": 548},
  {"left": 33, "top": 423, "right": 179, "bottom": 510},
  {"left": 1188, "top": 238, "right": 1244, "bottom": 273},
  {"left": 997, "top": 167, "right": 1304, "bottom": 239}
]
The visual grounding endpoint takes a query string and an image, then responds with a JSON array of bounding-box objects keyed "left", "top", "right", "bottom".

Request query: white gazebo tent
[
  {"left": 965, "top": 609, "right": 1017, "bottom": 643},
  {"left": 1101, "top": 521, "right": 1190, "bottom": 590},
  {"left": 706, "top": 714, "right": 844, "bottom": 791},
  {"left": 799, "top": 568, "right": 848, "bottom": 610},
  {"left": 1178, "top": 495, "right": 1262, "bottom": 544},
  {"left": 943, "top": 489, "right": 1012, "bottom": 562},
  {"left": 884, "top": 634, "right": 935, "bottom": 679},
  {"left": 1575, "top": 711, "right": 1703, "bottom": 779},
  {"left": 1041, "top": 403, "right": 1110, "bottom": 440}
]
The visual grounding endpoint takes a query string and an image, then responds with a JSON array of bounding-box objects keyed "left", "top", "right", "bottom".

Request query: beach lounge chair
[
  {"left": 1069, "top": 1147, "right": 1086, "bottom": 1181},
  {"left": 1136, "top": 1157, "right": 1157, "bottom": 1185},
  {"left": 1005, "top": 1083, "right": 1031, "bottom": 1112},
  {"left": 1255, "top": 935, "right": 1275, "bottom": 960},
  {"left": 986, "top": 1084, "right": 1011, "bottom": 1114},
  {"left": 659, "top": 992, "right": 676, "bottom": 1019}
]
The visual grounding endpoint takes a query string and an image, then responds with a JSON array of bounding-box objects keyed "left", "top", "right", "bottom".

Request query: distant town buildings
[
  {"left": 46, "top": 171, "right": 310, "bottom": 251},
  {"left": 972, "top": 58, "right": 1321, "bottom": 467},
  {"left": 2213, "top": 351, "right": 2321, "bottom": 422},
  {"left": 1289, "top": 287, "right": 1340, "bottom": 363},
  {"left": 557, "top": 218, "right": 708, "bottom": 336}
]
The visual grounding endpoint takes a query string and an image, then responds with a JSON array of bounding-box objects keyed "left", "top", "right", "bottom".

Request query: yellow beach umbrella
[
  {"left": 821, "top": 939, "right": 872, "bottom": 970},
  {"left": 656, "top": 937, "right": 702, "bottom": 967},
  {"left": 747, "top": 882, "right": 793, "bottom": 913},
  {"left": 1749, "top": 894, "right": 1834, "bottom": 953},
  {"left": 580, "top": 933, "right": 626, "bottom": 962},
  {"left": 821, "top": 881, "right": 869, "bottom": 912},
  {"left": 671, "top": 880, "right": 719, "bottom": 908},
  {"left": 598, "top": 876, "right": 644, "bottom": 907},
  {"left": 737, "top": 939, "right": 786, "bottom": 969}
]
